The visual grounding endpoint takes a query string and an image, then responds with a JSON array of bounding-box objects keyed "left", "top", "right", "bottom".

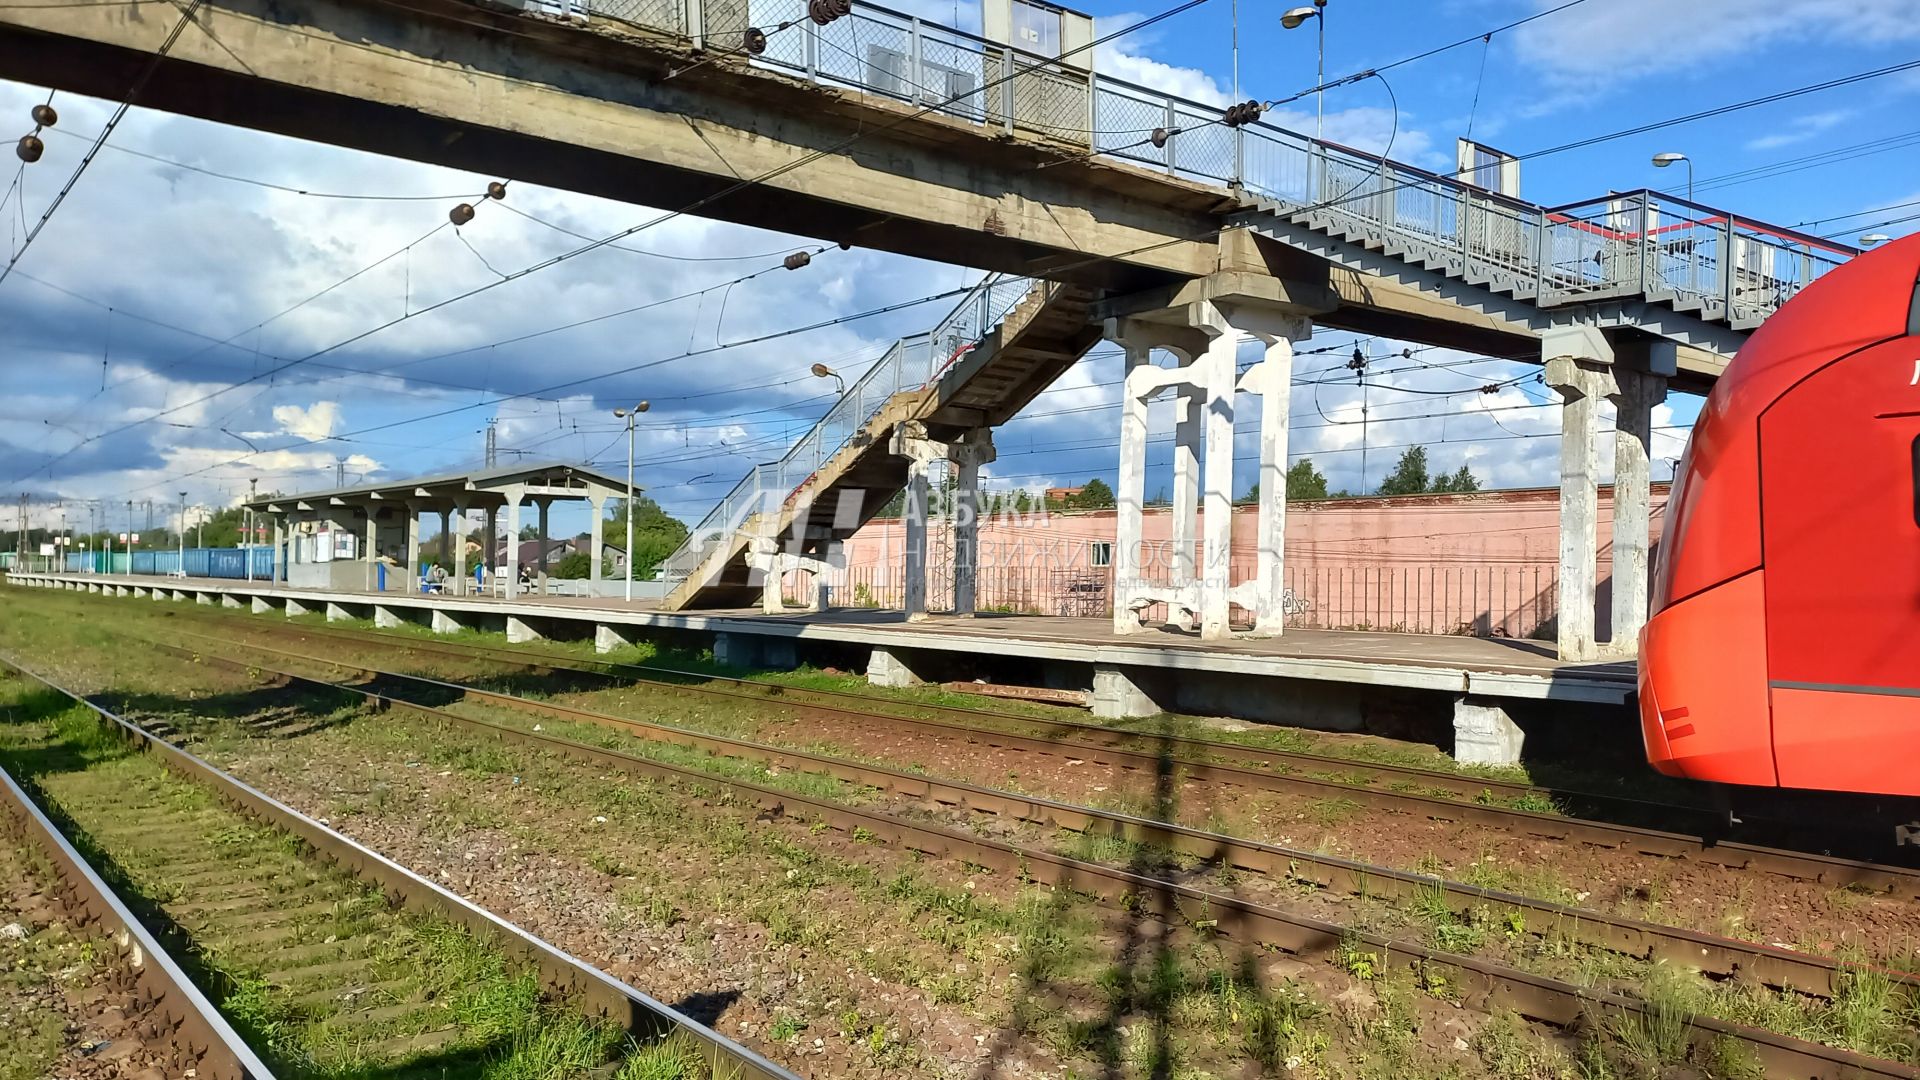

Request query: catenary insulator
[
  {"left": 29, "top": 104, "right": 56, "bottom": 128},
  {"left": 743, "top": 26, "right": 768, "bottom": 54},
  {"left": 783, "top": 250, "right": 812, "bottom": 270},
  {"left": 15, "top": 134, "right": 42, "bottom": 163},
  {"left": 486, "top": 181, "right": 507, "bottom": 201},
  {"left": 448, "top": 202, "right": 476, "bottom": 226}
]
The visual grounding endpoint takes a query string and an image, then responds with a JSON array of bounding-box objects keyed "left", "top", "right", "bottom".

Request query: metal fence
[
  {"left": 793, "top": 557, "right": 1558, "bottom": 638},
  {"left": 566, "top": 0, "right": 1850, "bottom": 331},
  {"left": 47, "top": 548, "right": 277, "bottom": 579},
  {"left": 663, "top": 274, "right": 1034, "bottom": 579}
]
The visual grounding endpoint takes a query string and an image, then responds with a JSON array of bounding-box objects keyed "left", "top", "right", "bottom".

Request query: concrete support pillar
[
  {"left": 535, "top": 498, "right": 551, "bottom": 596},
  {"left": 505, "top": 615, "right": 542, "bottom": 643},
  {"left": 1193, "top": 312, "right": 1238, "bottom": 641},
  {"left": 432, "top": 609, "right": 468, "bottom": 635},
  {"left": 1608, "top": 347, "right": 1673, "bottom": 655},
  {"left": 902, "top": 443, "right": 931, "bottom": 622},
  {"left": 1112, "top": 339, "right": 1152, "bottom": 634},
  {"left": 272, "top": 519, "right": 285, "bottom": 584},
  {"left": 221, "top": 594, "right": 242, "bottom": 609},
  {"left": 594, "top": 622, "right": 633, "bottom": 654},
  {"left": 1453, "top": 695, "right": 1524, "bottom": 767},
  {"left": 503, "top": 494, "right": 522, "bottom": 600},
  {"left": 588, "top": 495, "right": 606, "bottom": 597},
  {"left": 437, "top": 508, "right": 451, "bottom": 572},
  {"left": 374, "top": 604, "right": 403, "bottom": 629},
  {"left": 1170, "top": 380, "right": 1201, "bottom": 588},
  {"left": 866, "top": 645, "right": 925, "bottom": 688},
  {"left": 196, "top": 592, "right": 213, "bottom": 606},
  {"left": 325, "top": 601, "right": 351, "bottom": 622},
  {"left": 170, "top": 589, "right": 187, "bottom": 602},
  {"left": 286, "top": 597, "right": 311, "bottom": 618},
  {"left": 1545, "top": 331, "right": 1619, "bottom": 663},
  {"left": 714, "top": 631, "right": 757, "bottom": 669},
  {"left": 404, "top": 502, "right": 422, "bottom": 596},
  {"left": 484, "top": 505, "right": 499, "bottom": 592},
  {"left": 451, "top": 502, "right": 470, "bottom": 596},
  {"left": 949, "top": 432, "right": 995, "bottom": 618},
  {"left": 1246, "top": 321, "right": 1310, "bottom": 634},
  {"left": 365, "top": 513, "right": 378, "bottom": 592},
  {"left": 251, "top": 596, "right": 272, "bottom": 615},
  {"left": 760, "top": 637, "right": 797, "bottom": 670},
  {"left": 1092, "top": 665, "right": 1160, "bottom": 719}
]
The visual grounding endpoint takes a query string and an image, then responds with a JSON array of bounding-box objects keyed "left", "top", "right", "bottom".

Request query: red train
[{"left": 1641, "top": 232, "right": 1920, "bottom": 798}]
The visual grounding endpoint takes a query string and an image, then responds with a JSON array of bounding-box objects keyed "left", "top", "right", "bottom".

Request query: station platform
[{"left": 7, "top": 571, "right": 1639, "bottom": 765}]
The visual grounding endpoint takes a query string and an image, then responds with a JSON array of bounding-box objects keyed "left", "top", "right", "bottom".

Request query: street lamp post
[
  {"left": 612, "top": 400, "right": 650, "bottom": 602},
  {"left": 1652, "top": 152, "right": 1692, "bottom": 202},
  {"left": 810, "top": 362, "right": 845, "bottom": 396},
  {"left": 126, "top": 499, "right": 133, "bottom": 577},
  {"left": 1280, "top": 1, "right": 1327, "bottom": 139},
  {"left": 178, "top": 491, "right": 187, "bottom": 576},
  {"left": 247, "top": 477, "right": 259, "bottom": 582}
]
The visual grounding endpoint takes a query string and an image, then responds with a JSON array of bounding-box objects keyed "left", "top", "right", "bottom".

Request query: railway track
[
  {"left": 143, "top": 634, "right": 1920, "bottom": 1077},
  {"left": 170, "top": 619, "right": 1920, "bottom": 896},
  {"left": 0, "top": 653, "right": 799, "bottom": 1080},
  {"left": 0, "top": 725, "right": 273, "bottom": 1080}
]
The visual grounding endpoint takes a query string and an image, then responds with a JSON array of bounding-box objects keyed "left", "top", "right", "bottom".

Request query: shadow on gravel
[
  {"left": 101, "top": 681, "right": 366, "bottom": 741},
  {"left": 670, "top": 987, "right": 743, "bottom": 1028},
  {"left": 0, "top": 686, "right": 82, "bottom": 727}
]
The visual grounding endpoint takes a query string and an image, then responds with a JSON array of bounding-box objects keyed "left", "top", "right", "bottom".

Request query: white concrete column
[
  {"left": 506, "top": 614, "right": 542, "bottom": 643},
  {"left": 866, "top": 645, "right": 924, "bottom": 687},
  {"left": 1112, "top": 338, "right": 1152, "bottom": 634},
  {"left": 375, "top": 604, "right": 403, "bottom": 628},
  {"left": 484, "top": 505, "right": 499, "bottom": 591},
  {"left": 1241, "top": 318, "right": 1311, "bottom": 635},
  {"left": 437, "top": 508, "right": 451, "bottom": 569},
  {"left": 503, "top": 493, "right": 522, "bottom": 600},
  {"left": 326, "top": 601, "right": 351, "bottom": 622},
  {"left": 535, "top": 498, "right": 552, "bottom": 596},
  {"left": 949, "top": 432, "right": 995, "bottom": 618},
  {"left": 1608, "top": 348, "right": 1672, "bottom": 654},
  {"left": 451, "top": 502, "right": 470, "bottom": 596},
  {"left": 1092, "top": 665, "right": 1160, "bottom": 719},
  {"left": 252, "top": 596, "right": 272, "bottom": 615},
  {"left": 892, "top": 424, "right": 937, "bottom": 622},
  {"left": 1170, "top": 375, "right": 1202, "bottom": 587},
  {"left": 1545, "top": 330, "right": 1618, "bottom": 663},
  {"left": 1193, "top": 304, "right": 1238, "bottom": 642},
  {"left": 594, "top": 622, "right": 632, "bottom": 654},
  {"left": 364, "top": 513, "right": 378, "bottom": 593},
  {"left": 431, "top": 609, "right": 468, "bottom": 635},
  {"left": 588, "top": 495, "right": 606, "bottom": 596},
  {"left": 272, "top": 518, "right": 285, "bottom": 584},
  {"left": 286, "top": 597, "right": 311, "bottom": 618},
  {"left": 404, "top": 502, "right": 422, "bottom": 596}
]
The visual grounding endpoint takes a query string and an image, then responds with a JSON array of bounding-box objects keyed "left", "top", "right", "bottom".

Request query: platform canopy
[{"left": 244, "top": 461, "right": 630, "bottom": 515}]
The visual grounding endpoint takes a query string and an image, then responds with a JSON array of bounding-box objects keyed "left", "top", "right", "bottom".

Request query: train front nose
[{"left": 1636, "top": 570, "right": 1777, "bottom": 788}]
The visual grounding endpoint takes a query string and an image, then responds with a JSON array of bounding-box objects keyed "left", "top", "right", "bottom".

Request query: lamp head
[
  {"left": 1860, "top": 233, "right": 1892, "bottom": 247},
  {"left": 1280, "top": 5, "right": 1319, "bottom": 28},
  {"left": 1651, "top": 152, "right": 1687, "bottom": 167},
  {"left": 811, "top": 363, "right": 836, "bottom": 379}
]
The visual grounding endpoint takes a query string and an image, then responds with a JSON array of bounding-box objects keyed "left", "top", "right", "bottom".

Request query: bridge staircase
[{"left": 660, "top": 275, "right": 1099, "bottom": 610}]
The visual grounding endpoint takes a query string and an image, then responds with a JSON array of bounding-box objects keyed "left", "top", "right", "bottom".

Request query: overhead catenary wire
[{"left": 0, "top": 0, "right": 206, "bottom": 288}]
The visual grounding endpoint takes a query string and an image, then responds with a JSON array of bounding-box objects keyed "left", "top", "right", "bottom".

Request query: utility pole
[
  {"left": 178, "top": 491, "right": 187, "bottom": 574},
  {"left": 485, "top": 420, "right": 498, "bottom": 468},
  {"left": 336, "top": 460, "right": 346, "bottom": 487},
  {"left": 246, "top": 477, "right": 258, "bottom": 582},
  {"left": 127, "top": 499, "right": 134, "bottom": 577}
]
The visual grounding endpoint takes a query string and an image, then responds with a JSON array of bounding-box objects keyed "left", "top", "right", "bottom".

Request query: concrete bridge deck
[{"left": 9, "top": 570, "right": 1636, "bottom": 765}]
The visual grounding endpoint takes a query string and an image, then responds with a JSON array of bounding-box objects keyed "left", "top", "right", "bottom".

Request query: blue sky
[{"left": 2, "top": 0, "right": 1916, "bottom": 542}]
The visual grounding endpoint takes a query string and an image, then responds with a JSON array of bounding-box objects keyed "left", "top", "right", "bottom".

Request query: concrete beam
[
  {"left": 594, "top": 623, "right": 633, "bottom": 655},
  {"left": 0, "top": 0, "right": 1216, "bottom": 291},
  {"left": 1453, "top": 696, "right": 1524, "bottom": 767},
  {"left": 1092, "top": 665, "right": 1162, "bottom": 719},
  {"left": 866, "top": 646, "right": 927, "bottom": 689}
]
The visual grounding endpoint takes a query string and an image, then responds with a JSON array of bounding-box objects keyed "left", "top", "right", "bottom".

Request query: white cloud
[
  {"left": 1510, "top": 0, "right": 1920, "bottom": 98},
  {"left": 1743, "top": 109, "right": 1852, "bottom": 151},
  {"left": 270, "top": 402, "right": 342, "bottom": 441}
]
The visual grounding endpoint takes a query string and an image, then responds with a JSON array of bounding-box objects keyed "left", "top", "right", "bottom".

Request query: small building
[{"left": 246, "top": 462, "right": 630, "bottom": 599}]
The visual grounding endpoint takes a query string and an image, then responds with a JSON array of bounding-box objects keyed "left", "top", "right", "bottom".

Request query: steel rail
[
  {"left": 0, "top": 757, "right": 277, "bottom": 1080},
  {"left": 154, "top": 635, "right": 1920, "bottom": 1007},
  {"left": 0, "top": 650, "right": 801, "bottom": 1080},
  {"left": 169, "top": 623, "right": 1920, "bottom": 898},
  {"left": 200, "top": 611, "right": 1624, "bottom": 811},
  {"left": 134, "top": 638, "right": 1920, "bottom": 1079}
]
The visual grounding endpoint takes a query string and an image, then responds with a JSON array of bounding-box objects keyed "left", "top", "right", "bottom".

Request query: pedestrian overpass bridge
[{"left": 0, "top": 0, "right": 1856, "bottom": 659}]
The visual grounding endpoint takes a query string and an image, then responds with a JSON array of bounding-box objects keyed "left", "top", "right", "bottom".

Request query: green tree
[
  {"left": 602, "top": 495, "right": 690, "bottom": 580},
  {"left": 1068, "top": 478, "right": 1115, "bottom": 510},
  {"left": 1013, "top": 489, "right": 1033, "bottom": 513},
  {"left": 551, "top": 550, "right": 593, "bottom": 579},
  {"left": 1429, "top": 464, "right": 1481, "bottom": 494},
  {"left": 1376, "top": 446, "right": 1432, "bottom": 496},
  {"left": 1286, "top": 459, "right": 1329, "bottom": 501},
  {"left": 1235, "top": 482, "right": 1260, "bottom": 506}
]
